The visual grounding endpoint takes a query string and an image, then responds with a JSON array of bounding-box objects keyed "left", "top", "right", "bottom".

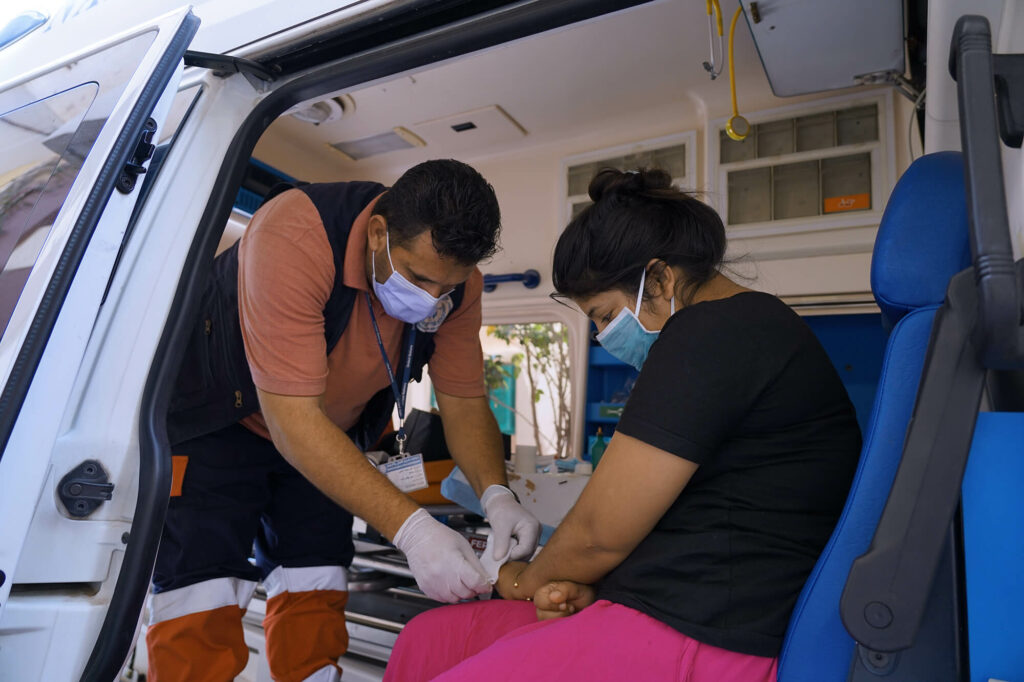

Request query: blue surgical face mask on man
[
  {"left": 595, "top": 268, "right": 675, "bottom": 371},
  {"left": 372, "top": 231, "right": 442, "bottom": 324}
]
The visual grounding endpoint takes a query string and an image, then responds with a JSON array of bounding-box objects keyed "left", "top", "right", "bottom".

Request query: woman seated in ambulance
[{"left": 383, "top": 168, "right": 862, "bottom": 682}]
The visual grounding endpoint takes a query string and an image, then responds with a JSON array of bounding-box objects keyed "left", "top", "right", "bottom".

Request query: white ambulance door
[{"left": 0, "top": 7, "right": 199, "bottom": 681}]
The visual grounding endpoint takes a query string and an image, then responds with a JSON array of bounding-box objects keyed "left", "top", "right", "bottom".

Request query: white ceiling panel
[{"left": 256, "top": 0, "right": 886, "bottom": 178}]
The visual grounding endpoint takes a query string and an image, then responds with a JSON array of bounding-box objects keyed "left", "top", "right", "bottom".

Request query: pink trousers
[{"left": 383, "top": 599, "right": 778, "bottom": 682}]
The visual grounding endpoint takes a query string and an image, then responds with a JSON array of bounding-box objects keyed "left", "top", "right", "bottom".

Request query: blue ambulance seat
[{"left": 777, "top": 152, "right": 972, "bottom": 681}]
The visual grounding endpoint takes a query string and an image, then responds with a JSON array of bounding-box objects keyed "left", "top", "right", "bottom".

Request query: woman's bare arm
[{"left": 496, "top": 431, "right": 697, "bottom": 600}]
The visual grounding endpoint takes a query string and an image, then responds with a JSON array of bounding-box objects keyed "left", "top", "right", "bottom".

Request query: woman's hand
[
  {"left": 533, "top": 580, "right": 596, "bottom": 621},
  {"left": 495, "top": 561, "right": 530, "bottom": 600}
]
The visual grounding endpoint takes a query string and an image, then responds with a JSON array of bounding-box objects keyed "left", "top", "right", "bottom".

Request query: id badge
[{"left": 379, "top": 453, "right": 429, "bottom": 493}]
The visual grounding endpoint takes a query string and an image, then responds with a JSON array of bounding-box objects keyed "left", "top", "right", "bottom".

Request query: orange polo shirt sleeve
[{"left": 237, "top": 189, "right": 334, "bottom": 397}]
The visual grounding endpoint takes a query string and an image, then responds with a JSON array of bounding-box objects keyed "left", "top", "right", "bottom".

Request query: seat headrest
[{"left": 871, "top": 151, "right": 971, "bottom": 327}]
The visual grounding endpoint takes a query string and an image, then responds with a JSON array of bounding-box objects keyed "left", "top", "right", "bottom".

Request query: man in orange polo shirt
[{"left": 148, "top": 160, "right": 540, "bottom": 682}]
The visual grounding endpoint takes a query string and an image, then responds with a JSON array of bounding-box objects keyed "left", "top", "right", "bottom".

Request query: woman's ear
[{"left": 643, "top": 259, "right": 675, "bottom": 306}]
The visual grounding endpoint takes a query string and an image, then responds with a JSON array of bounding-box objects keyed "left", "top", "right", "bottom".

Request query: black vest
[{"left": 166, "top": 181, "right": 465, "bottom": 448}]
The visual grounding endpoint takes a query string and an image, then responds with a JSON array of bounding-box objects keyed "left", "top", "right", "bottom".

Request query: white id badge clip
[{"left": 379, "top": 453, "right": 429, "bottom": 493}]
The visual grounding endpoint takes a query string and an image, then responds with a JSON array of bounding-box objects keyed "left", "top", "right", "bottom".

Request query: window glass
[
  {"left": 720, "top": 103, "right": 879, "bottom": 165},
  {"left": 403, "top": 322, "right": 574, "bottom": 460},
  {"left": 0, "top": 84, "right": 99, "bottom": 338},
  {"left": 772, "top": 160, "right": 820, "bottom": 220},
  {"left": 570, "top": 200, "right": 591, "bottom": 218},
  {"left": 727, "top": 167, "right": 772, "bottom": 225},
  {"left": 755, "top": 119, "right": 794, "bottom": 158},
  {"left": 720, "top": 128, "right": 756, "bottom": 164},
  {"left": 836, "top": 105, "right": 879, "bottom": 146},
  {"left": 568, "top": 143, "right": 689, "bottom": 197},
  {"left": 822, "top": 153, "right": 872, "bottom": 213},
  {"left": 0, "top": 31, "right": 154, "bottom": 342},
  {"left": 795, "top": 112, "right": 835, "bottom": 152},
  {"left": 481, "top": 323, "right": 572, "bottom": 459}
]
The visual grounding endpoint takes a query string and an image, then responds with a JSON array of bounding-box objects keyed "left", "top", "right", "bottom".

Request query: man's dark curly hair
[{"left": 372, "top": 159, "right": 501, "bottom": 266}]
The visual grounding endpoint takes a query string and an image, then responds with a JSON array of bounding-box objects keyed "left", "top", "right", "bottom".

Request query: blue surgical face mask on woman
[
  {"left": 372, "top": 231, "right": 442, "bottom": 324},
  {"left": 595, "top": 268, "right": 675, "bottom": 371}
]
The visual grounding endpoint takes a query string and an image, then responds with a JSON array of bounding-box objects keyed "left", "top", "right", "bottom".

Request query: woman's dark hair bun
[
  {"left": 588, "top": 167, "right": 673, "bottom": 202},
  {"left": 554, "top": 164, "right": 727, "bottom": 306}
]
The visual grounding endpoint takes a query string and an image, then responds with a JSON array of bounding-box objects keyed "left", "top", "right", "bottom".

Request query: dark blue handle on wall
[{"left": 483, "top": 269, "right": 541, "bottom": 293}]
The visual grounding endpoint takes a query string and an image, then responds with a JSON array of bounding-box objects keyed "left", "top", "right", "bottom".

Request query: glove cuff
[
  {"left": 392, "top": 507, "right": 430, "bottom": 552},
  {"left": 481, "top": 484, "right": 519, "bottom": 513}
]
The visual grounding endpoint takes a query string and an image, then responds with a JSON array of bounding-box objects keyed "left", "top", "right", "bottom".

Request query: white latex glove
[
  {"left": 480, "top": 533, "right": 518, "bottom": 584},
  {"left": 481, "top": 484, "right": 541, "bottom": 561},
  {"left": 392, "top": 508, "right": 491, "bottom": 602}
]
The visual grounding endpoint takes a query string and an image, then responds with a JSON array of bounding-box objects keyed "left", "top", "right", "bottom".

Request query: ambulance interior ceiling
[{"left": 250, "top": 0, "right": 906, "bottom": 284}]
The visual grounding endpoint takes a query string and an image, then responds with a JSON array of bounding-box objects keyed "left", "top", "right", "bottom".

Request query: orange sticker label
[{"left": 824, "top": 193, "right": 870, "bottom": 213}]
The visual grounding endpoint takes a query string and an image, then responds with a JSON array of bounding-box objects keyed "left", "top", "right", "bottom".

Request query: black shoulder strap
[
  {"left": 259, "top": 180, "right": 310, "bottom": 209},
  {"left": 297, "top": 181, "right": 387, "bottom": 354}
]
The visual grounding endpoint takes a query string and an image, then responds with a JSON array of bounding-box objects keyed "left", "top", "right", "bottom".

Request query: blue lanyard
[{"left": 364, "top": 293, "right": 417, "bottom": 454}]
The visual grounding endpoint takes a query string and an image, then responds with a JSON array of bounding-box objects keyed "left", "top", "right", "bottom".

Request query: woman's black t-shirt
[{"left": 599, "top": 291, "right": 862, "bottom": 658}]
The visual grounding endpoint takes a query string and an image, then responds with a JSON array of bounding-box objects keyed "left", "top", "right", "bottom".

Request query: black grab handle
[
  {"left": 948, "top": 15, "right": 1024, "bottom": 371},
  {"left": 840, "top": 269, "right": 986, "bottom": 653}
]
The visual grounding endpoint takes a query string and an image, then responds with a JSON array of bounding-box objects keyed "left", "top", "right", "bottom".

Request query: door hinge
[
  {"left": 184, "top": 50, "right": 277, "bottom": 91},
  {"left": 116, "top": 118, "right": 158, "bottom": 195},
  {"left": 58, "top": 460, "right": 115, "bottom": 517}
]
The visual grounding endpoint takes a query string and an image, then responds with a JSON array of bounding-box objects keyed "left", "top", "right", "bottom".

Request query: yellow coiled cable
[{"left": 726, "top": 5, "right": 750, "bottom": 141}]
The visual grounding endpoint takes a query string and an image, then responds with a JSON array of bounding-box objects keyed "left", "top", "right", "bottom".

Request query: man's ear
[{"left": 367, "top": 214, "right": 388, "bottom": 251}]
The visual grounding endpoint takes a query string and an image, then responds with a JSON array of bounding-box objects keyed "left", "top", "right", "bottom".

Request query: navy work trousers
[{"left": 153, "top": 422, "right": 355, "bottom": 593}]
